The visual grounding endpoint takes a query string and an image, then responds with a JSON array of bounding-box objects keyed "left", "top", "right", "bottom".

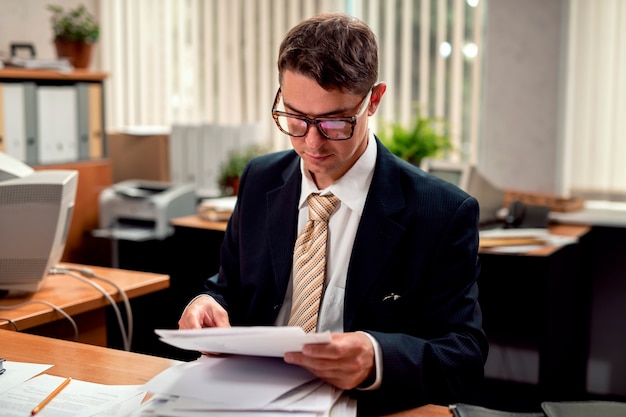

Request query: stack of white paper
[{"left": 138, "top": 326, "right": 355, "bottom": 416}]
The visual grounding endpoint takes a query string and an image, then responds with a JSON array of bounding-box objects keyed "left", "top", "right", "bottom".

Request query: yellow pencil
[{"left": 31, "top": 377, "right": 72, "bottom": 416}]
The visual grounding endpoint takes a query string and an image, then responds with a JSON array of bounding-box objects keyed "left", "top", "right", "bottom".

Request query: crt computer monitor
[
  {"left": 420, "top": 158, "right": 505, "bottom": 225},
  {"left": 0, "top": 152, "right": 78, "bottom": 295}
]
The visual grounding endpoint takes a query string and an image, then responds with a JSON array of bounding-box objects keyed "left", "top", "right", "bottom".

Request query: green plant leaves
[
  {"left": 47, "top": 4, "right": 100, "bottom": 43},
  {"left": 378, "top": 110, "right": 452, "bottom": 166}
]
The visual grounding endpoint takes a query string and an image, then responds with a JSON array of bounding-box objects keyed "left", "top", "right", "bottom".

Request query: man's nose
[{"left": 304, "top": 124, "right": 326, "bottom": 149}]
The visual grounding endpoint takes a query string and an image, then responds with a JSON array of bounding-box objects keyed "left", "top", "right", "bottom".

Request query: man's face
[{"left": 279, "top": 71, "right": 384, "bottom": 189}]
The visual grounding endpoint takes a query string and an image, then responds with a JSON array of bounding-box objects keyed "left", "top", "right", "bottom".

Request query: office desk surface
[
  {"left": 0, "top": 329, "right": 451, "bottom": 417},
  {"left": 0, "top": 263, "right": 169, "bottom": 344},
  {"left": 1, "top": 329, "right": 178, "bottom": 385},
  {"left": 171, "top": 214, "right": 228, "bottom": 231},
  {"left": 479, "top": 224, "right": 591, "bottom": 257}
]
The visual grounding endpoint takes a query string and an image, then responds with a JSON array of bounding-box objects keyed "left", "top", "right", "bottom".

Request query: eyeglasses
[{"left": 271, "top": 88, "right": 372, "bottom": 141}]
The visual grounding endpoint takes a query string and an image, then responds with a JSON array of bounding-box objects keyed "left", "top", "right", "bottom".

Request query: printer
[{"left": 96, "top": 180, "right": 196, "bottom": 241}]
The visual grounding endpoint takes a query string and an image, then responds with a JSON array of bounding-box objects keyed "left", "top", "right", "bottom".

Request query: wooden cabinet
[
  {"left": 0, "top": 69, "right": 110, "bottom": 266},
  {"left": 33, "top": 159, "right": 113, "bottom": 265}
]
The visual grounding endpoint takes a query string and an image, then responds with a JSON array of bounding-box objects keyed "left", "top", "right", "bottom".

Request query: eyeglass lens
[{"left": 275, "top": 116, "right": 353, "bottom": 139}]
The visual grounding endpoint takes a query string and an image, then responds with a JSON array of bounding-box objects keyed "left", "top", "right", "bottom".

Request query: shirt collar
[{"left": 299, "top": 130, "right": 377, "bottom": 214}]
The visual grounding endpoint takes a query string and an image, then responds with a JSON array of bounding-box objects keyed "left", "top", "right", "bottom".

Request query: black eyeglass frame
[{"left": 271, "top": 88, "right": 373, "bottom": 141}]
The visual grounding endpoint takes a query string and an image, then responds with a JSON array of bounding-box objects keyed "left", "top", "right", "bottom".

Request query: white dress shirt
[{"left": 275, "top": 130, "right": 383, "bottom": 389}]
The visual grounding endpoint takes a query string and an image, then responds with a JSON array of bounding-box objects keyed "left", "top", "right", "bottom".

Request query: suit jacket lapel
[
  {"left": 267, "top": 157, "right": 302, "bottom": 299},
  {"left": 344, "top": 141, "right": 408, "bottom": 330}
]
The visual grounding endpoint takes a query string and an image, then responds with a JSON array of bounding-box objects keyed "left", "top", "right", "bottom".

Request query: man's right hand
[{"left": 178, "top": 295, "right": 231, "bottom": 329}]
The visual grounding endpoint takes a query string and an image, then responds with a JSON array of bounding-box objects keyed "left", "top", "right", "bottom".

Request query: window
[
  {"left": 561, "top": 0, "right": 626, "bottom": 199},
  {"left": 100, "top": 0, "right": 483, "bottom": 161}
]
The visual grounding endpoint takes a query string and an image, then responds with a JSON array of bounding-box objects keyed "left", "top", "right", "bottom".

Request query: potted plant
[
  {"left": 218, "top": 144, "right": 268, "bottom": 196},
  {"left": 47, "top": 4, "right": 100, "bottom": 69},
  {"left": 378, "top": 108, "right": 452, "bottom": 167}
]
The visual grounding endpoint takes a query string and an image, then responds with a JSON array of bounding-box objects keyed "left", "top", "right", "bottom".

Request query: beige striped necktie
[{"left": 288, "top": 193, "right": 340, "bottom": 333}]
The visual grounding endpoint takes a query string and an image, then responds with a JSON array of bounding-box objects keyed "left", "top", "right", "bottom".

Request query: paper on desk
[
  {"left": 479, "top": 228, "right": 578, "bottom": 253},
  {"left": 137, "top": 389, "right": 355, "bottom": 417},
  {"left": 143, "top": 355, "right": 318, "bottom": 410},
  {"left": 0, "top": 360, "right": 53, "bottom": 394},
  {"left": 155, "top": 379, "right": 340, "bottom": 414},
  {"left": 155, "top": 326, "right": 332, "bottom": 357},
  {"left": 0, "top": 373, "right": 145, "bottom": 417}
]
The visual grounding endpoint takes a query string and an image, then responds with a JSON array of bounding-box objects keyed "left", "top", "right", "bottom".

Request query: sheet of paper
[
  {"left": 0, "top": 360, "right": 53, "bottom": 394},
  {"left": 155, "top": 326, "right": 332, "bottom": 357},
  {"left": 143, "top": 355, "right": 317, "bottom": 409},
  {"left": 0, "top": 373, "right": 145, "bottom": 417},
  {"left": 155, "top": 379, "right": 339, "bottom": 414},
  {"left": 81, "top": 389, "right": 146, "bottom": 417}
]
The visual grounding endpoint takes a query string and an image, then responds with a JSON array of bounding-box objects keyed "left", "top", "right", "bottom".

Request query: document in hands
[{"left": 155, "top": 326, "right": 332, "bottom": 356}]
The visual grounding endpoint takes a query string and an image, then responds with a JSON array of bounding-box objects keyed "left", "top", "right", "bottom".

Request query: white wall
[{"left": 480, "top": 0, "right": 565, "bottom": 194}]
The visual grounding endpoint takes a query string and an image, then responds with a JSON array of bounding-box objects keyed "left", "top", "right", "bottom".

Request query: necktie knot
[{"left": 307, "top": 193, "right": 340, "bottom": 222}]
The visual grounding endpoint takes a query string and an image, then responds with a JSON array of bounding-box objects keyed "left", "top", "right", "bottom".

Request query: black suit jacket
[{"left": 204, "top": 138, "right": 488, "bottom": 416}]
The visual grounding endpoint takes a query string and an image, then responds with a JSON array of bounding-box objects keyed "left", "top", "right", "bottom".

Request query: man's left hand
[{"left": 284, "top": 332, "right": 375, "bottom": 390}]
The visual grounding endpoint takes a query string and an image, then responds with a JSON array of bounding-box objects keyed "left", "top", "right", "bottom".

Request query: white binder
[{"left": 37, "top": 85, "right": 79, "bottom": 164}]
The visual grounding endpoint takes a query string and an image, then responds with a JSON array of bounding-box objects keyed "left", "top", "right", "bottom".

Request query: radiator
[{"left": 169, "top": 123, "right": 263, "bottom": 198}]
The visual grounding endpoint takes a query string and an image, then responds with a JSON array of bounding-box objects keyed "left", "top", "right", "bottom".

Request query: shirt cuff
[{"left": 356, "top": 331, "right": 383, "bottom": 390}]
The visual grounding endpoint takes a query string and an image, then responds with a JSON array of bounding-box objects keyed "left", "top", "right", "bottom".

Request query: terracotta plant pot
[{"left": 54, "top": 39, "right": 94, "bottom": 69}]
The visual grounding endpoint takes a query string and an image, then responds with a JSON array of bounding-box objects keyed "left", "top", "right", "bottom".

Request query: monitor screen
[
  {"left": 0, "top": 154, "right": 78, "bottom": 295},
  {"left": 427, "top": 168, "right": 464, "bottom": 188}
]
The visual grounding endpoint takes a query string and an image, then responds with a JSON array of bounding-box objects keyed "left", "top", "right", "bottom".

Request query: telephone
[{"left": 505, "top": 200, "right": 550, "bottom": 229}]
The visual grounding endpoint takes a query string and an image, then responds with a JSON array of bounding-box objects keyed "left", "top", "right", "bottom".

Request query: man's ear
[{"left": 368, "top": 82, "right": 387, "bottom": 115}]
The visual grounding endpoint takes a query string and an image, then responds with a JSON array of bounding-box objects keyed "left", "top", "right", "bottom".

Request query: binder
[
  {"left": 88, "top": 83, "right": 103, "bottom": 158},
  {"left": 23, "top": 82, "right": 38, "bottom": 165},
  {"left": 77, "top": 82, "right": 90, "bottom": 160},
  {"left": 37, "top": 85, "right": 78, "bottom": 164},
  {"left": 2, "top": 82, "right": 27, "bottom": 161}
]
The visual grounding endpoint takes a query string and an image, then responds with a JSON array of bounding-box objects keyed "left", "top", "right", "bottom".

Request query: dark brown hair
[{"left": 277, "top": 13, "right": 378, "bottom": 95}]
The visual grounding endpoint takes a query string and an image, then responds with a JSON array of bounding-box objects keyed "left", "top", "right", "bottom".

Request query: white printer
[{"left": 96, "top": 180, "right": 196, "bottom": 241}]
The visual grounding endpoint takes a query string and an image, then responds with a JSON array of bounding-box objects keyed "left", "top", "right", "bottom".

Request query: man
[{"left": 179, "top": 12, "right": 488, "bottom": 416}]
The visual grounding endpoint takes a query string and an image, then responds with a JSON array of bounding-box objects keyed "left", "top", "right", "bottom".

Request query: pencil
[{"left": 31, "top": 377, "right": 72, "bottom": 416}]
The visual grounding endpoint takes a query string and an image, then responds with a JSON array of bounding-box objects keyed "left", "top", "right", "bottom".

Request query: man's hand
[
  {"left": 178, "top": 295, "right": 231, "bottom": 329},
  {"left": 283, "top": 332, "right": 375, "bottom": 390}
]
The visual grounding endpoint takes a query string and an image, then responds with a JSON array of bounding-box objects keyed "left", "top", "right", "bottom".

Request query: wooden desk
[
  {"left": 478, "top": 224, "right": 593, "bottom": 404},
  {"left": 479, "top": 224, "right": 591, "bottom": 256},
  {"left": 1, "top": 329, "right": 177, "bottom": 385},
  {"left": 0, "top": 263, "right": 169, "bottom": 346},
  {"left": 171, "top": 214, "right": 228, "bottom": 232},
  {"left": 0, "top": 329, "right": 451, "bottom": 417}
]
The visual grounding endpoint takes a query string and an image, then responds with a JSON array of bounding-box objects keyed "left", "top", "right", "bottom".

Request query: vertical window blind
[
  {"left": 100, "top": 0, "right": 483, "bottom": 161},
  {"left": 561, "top": 0, "right": 626, "bottom": 199}
]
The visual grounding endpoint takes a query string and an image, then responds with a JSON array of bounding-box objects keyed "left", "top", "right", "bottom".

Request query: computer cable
[
  {"left": 0, "top": 317, "right": 19, "bottom": 331},
  {"left": 0, "top": 300, "right": 78, "bottom": 341},
  {"left": 57, "top": 265, "right": 134, "bottom": 350},
  {"left": 59, "top": 265, "right": 134, "bottom": 351},
  {"left": 50, "top": 265, "right": 133, "bottom": 351}
]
